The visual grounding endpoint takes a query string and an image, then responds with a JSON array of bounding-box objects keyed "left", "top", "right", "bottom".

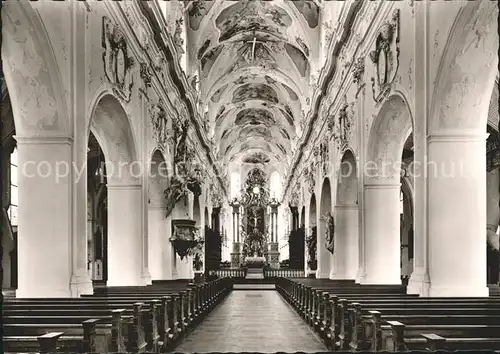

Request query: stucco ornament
[
  {"left": 6, "top": 12, "right": 58, "bottom": 130},
  {"left": 102, "top": 16, "right": 135, "bottom": 102},
  {"left": 149, "top": 100, "right": 169, "bottom": 147},
  {"left": 319, "top": 136, "right": 329, "bottom": 177},
  {"left": 369, "top": 9, "right": 400, "bottom": 103}
]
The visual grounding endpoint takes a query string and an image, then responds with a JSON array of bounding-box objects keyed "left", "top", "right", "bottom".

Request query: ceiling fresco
[
  {"left": 242, "top": 152, "right": 271, "bottom": 165},
  {"left": 232, "top": 83, "right": 279, "bottom": 104},
  {"left": 186, "top": 0, "right": 319, "bottom": 169}
]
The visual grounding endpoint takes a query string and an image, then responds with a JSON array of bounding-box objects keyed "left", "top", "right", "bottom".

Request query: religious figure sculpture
[{"left": 324, "top": 212, "right": 335, "bottom": 254}]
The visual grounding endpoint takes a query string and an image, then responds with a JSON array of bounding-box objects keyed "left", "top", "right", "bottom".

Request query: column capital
[
  {"left": 335, "top": 204, "right": 358, "bottom": 210},
  {"left": 14, "top": 135, "right": 73, "bottom": 145},
  {"left": 364, "top": 182, "right": 401, "bottom": 189},
  {"left": 107, "top": 183, "right": 142, "bottom": 190}
]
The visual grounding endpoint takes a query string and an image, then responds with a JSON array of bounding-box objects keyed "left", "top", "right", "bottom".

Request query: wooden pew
[
  {"left": 277, "top": 276, "right": 500, "bottom": 351},
  {"left": 3, "top": 277, "right": 232, "bottom": 353}
]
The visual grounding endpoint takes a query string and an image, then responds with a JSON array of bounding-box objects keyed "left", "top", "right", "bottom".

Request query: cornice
[
  {"left": 114, "top": 1, "right": 227, "bottom": 199},
  {"left": 282, "top": 0, "right": 364, "bottom": 199},
  {"left": 283, "top": 1, "right": 392, "bottom": 200}
]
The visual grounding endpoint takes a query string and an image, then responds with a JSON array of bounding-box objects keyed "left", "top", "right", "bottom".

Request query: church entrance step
[{"left": 233, "top": 284, "right": 276, "bottom": 290}]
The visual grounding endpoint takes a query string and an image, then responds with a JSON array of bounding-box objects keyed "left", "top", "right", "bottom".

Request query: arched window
[
  {"left": 270, "top": 171, "right": 281, "bottom": 199},
  {"left": 230, "top": 172, "right": 241, "bottom": 199},
  {"left": 9, "top": 147, "right": 18, "bottom": 226}
]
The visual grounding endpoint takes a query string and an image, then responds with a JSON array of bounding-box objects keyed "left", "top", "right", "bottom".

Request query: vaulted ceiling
[{"left": 186, "top": 0, "right": 321, "bottom": 170}]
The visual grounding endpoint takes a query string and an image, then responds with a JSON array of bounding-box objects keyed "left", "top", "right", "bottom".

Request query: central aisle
[{"left": 174, "top": 290, "right": 327, "bottom": 353}]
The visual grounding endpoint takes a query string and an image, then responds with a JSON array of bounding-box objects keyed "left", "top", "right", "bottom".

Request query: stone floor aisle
[{"left": 173, "top": 290, "right": 327, "bottom": 353}]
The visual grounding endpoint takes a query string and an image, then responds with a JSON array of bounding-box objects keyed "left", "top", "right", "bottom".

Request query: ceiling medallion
[{"left": 369, "top": 9, "right": 400, "bottom": 103}]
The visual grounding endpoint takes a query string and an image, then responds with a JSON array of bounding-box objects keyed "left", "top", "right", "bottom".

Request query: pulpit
[{"left": 244, "top": 256, "right": 266, "bottom": 279}]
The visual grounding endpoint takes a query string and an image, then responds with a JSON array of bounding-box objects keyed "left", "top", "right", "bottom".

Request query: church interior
[{"left": 1, "top": 0, "right": 500, "bottom": 352}]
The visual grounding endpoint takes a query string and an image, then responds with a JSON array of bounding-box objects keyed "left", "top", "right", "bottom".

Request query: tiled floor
[{"left": 174, "top": 291, "right": 327, "bottom": 353}]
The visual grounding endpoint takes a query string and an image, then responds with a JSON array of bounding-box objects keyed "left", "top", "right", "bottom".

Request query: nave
[
  {"left": 4, "top": 276, "right": 500, "bottom": 353},
  {"left": 1, "top": 0, "right": 500, "bottom": 353},
  {"left": 174, "top": 290, "right": 326, "bottom": 353}
]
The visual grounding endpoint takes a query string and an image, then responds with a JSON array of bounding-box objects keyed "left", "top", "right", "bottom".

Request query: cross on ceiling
[{"left": 245, "top": 34, "right": 266, "bottom": 62}]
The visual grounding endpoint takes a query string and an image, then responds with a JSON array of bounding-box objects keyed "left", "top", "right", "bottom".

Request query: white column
[
  {"left": 331, "top": 204, "right": 359, "bottom": 279},
  {"left": 355, "top": 87, "right": 366, "bottom": 284},
  {"left": 107, "top": 184, "right": 143, "bottom": 286},
  {"left": 70, "top": 0, "right": 93, "bottom": 296},
  {"left": 16, "top": 137, "right": 76, "bottom": 297},
  {"left": 427, "top": 134, "right": 488, "bottom": 297},
  {"left": 317, "top": 217, "right": 331, "bottom": 279},
  {"left": 362, "top": 183, "right": 401, "bottom": 284},
  {"left": 148, "top": 206, "right": 172, "bottom": 280},
  {"left": 408, "top": 0, "right": 430, "bottom": 296}
]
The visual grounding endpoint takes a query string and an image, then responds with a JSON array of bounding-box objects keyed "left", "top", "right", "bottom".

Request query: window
[
  {"left": 230, "top": 172, "right": 241, "bottom": 199},
  {"left": 9, "top": 147, "right": 18, "bottom": 226},
  {"left": 270, "top": 171, "right": 281, "bottom": 199}
]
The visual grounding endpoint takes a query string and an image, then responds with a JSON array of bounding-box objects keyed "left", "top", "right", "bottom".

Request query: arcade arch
[
  {"left": 318, "top": 178, "right": 333, "bottom": 279},
  {"left": 307, "top": 193, "right": 317, "bottom": 274},
  {"left": 88, "top": 94, "right": 144, "bottom": 286},
  {"left": 334, "top": 150, "right": 359, "bottom": 280}
]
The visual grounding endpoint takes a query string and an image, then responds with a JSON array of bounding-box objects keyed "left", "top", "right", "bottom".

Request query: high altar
[{"left": 229, "top": 169, "right": 281, "bottom": 270}]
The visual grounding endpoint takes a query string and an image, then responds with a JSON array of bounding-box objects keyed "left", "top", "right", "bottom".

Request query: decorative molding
[
  {"left": 319, "top": 136, "right": 329, "bottom": 177},
  {"left": 352, "top": 57, "right": 365, "bottom": 86},
  {"left": 369, "top": 9, "right": 400, "bottom": 103}
]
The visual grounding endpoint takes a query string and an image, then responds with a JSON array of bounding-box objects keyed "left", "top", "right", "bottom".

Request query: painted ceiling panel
[{"left": 187, "top": 0, "right": 317, "bottom": 168}]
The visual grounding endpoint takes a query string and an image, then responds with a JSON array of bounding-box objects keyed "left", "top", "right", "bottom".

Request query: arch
[
  {"left": 318, "top": 178, "right": 332, "bottom": 278},
  {"left": 2, "top": 2, "right": 70, "bottom": 136},
  {"left": 88, "top": 94, "right": 139, "bottom": 185},
  {"left": 193, "top": 196, "right": 201, "bottom": 226},
  {"left": 307, "top": 193, "right": 317, "bottom": 272},
  {"left": 300, "top": 206, "right": 306, "bottom": 228},
  {"left": 87, "top": 131, "right": 108, "bottom": 284},
  {"left": 204, "top": 207, "right": 210, "bottom": 229},
  {"left": 149, "top": 149, "right": 169, "bottom": 208},
  {"left": 88, "top": 94, "right": 143, "bottom": 285},
  {"left": 430, "top": 0, "right": 498, "bottom": 132},
  {"left": 334, "top": 150, "right": 359, "bottom": 280},
  {"left": 363, "top": 95, "right": 409, "bottom": 284},
  {"left": 366, "top": 94, "right": 413, "bottom": 182},
  {"left": 336, "top": 150, "right": 358, "bottom": 205},
  {"left": 309, "top": 193, "right": 317, "bottom": 227}
]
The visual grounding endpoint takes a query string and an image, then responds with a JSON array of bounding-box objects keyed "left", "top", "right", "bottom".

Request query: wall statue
[{"left": 324, "top": 212, "right": 335, "bottom": 254}]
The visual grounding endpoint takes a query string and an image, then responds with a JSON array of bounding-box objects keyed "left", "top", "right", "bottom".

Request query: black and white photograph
[{"left": 1, "top": 0, "right": 499, "bottom": 353}]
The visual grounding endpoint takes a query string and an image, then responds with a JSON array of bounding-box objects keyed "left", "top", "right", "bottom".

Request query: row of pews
[
  {"left": 3, "top": 277, "right": 232, "bottom": 353},
  {"left": 276, "top": 277, "right": 500, "bottom": 352}
]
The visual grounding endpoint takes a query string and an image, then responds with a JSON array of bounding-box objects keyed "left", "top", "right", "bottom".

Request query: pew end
[
  {"left": 37, "top": 332, "right": 65, "bottom": 353},
  {"left": 421, "top": 333, "right": 446, "bottom": 350},
  {"left": 381, "top": 321, "right": 406, "bottom": 352}
]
